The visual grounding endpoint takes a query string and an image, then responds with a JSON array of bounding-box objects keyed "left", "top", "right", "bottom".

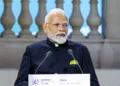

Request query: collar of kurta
[{"left": 46, "top": 38, "right": 68, "bottom": 48}]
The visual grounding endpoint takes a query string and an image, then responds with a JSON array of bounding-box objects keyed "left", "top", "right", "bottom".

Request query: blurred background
[{"left": 0, "top": 0, "right": 120, "bottom": 86}]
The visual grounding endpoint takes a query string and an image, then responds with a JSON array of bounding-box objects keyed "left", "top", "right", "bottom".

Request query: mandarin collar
[{"left": 46, "top": 38, "right": 68, "bottom": 48}]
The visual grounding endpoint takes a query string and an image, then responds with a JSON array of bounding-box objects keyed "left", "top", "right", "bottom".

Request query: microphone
[
  {"left": 35, "top": 51, "right": 52, "bottom": 74},
  {"left": 68, "top": 49, "right": 83, "bottom": 74}
]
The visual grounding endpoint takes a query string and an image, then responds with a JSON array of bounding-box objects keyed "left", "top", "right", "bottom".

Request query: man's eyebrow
[{"left": 62, "top": 21, "right": 68, "bottom": 23}]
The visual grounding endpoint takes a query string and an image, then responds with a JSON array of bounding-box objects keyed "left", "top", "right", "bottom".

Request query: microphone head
[
  {"left": 46, "top": 51, "right": 52, "bottom": 56},
  {"left": 68, "top": 49, "right": 73, "bottom": 54}
]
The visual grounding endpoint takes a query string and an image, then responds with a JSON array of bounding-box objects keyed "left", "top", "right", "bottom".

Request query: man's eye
[
  {"left": 54, "top": 23, "right": 59, "bottom": 27},
  {"left": 63, "top": 23, "right": 68, "bottom": 27}
]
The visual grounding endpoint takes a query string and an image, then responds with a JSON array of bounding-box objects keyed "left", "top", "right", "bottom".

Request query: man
[{"left": 14, "top": 8, "right": 100, "bottom": 86}]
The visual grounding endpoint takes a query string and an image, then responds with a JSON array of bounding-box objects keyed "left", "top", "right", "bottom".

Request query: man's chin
[
  {"left": 48, "top": 34, "right": 67, "bottom": 44},
  {"left": 55, "top": 37, "right": 67, "bottom": 44}
]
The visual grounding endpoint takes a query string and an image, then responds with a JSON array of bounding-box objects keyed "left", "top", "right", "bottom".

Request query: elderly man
[{"left": 14, "top": 8, "right": 100, "bottom": 86}]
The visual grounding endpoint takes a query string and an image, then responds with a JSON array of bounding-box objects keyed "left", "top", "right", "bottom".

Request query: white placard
[{"left": 29, "top": 74, "right": 90, "bottom": 86}]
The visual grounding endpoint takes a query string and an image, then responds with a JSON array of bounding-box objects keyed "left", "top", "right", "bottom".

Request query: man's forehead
[
  {"left": 52, "top": 20, "right": 68, "bottom": 23},
  {"left": 48, "top": 13, "right": 68, "bottom": 23}
]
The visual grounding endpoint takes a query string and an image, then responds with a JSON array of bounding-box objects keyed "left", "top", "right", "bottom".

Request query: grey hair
[{"left": 45, "top": 8, "right": 68, "bottom": 23}]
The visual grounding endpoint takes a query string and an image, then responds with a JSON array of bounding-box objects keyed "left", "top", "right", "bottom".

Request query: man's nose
[{"left": 58, "top": 25, "right": 65, "bottom": 31}]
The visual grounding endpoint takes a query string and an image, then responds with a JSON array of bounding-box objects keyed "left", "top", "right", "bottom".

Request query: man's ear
[{"left": 43, "top": 23, "right": 48, "bottom": 33}]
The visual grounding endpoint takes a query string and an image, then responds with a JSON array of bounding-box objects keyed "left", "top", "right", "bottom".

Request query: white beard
[{"left": 48, "top": 32, "right": 68, "bottom": 44}]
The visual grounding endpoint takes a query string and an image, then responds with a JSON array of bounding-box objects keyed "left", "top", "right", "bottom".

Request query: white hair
[
  {"left": 48, "top": 31, "right": 68, "bottom": 44},
  {"left": 45, "top": 8, "right": 68, "bottom": 23}
]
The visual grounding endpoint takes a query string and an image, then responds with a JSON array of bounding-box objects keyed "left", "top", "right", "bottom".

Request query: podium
[{"left": 29, "top": 74, "right": 90, "bottom": 86}]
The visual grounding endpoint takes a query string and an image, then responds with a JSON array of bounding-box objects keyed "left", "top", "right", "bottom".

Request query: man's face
[{"left": 43, "top": 13, "right": 68, "bottom": 44}]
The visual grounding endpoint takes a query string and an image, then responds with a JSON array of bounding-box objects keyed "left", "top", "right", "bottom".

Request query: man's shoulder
[
  {"left": 68, "top": 40, "right": 87, "bottom": 49},
  {"left": 27, "top": 39, "right": 47, "bottom": 48}
]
